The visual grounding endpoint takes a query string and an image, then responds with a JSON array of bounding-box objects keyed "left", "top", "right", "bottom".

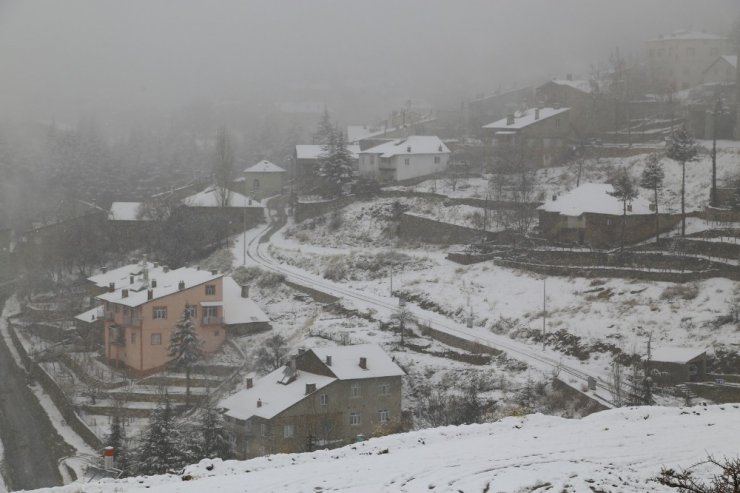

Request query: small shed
[
  {"left": 243, "top": 160, "right": 286, "bottom": 200},
  {"left": 648, "top": 347, "right": 707, "bottom": 386}
]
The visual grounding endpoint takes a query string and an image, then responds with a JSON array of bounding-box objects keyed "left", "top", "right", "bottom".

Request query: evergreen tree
[
  {"left": 313, "top": 108, "right": 334, "bottom": 145},
  {"left": 105, "top": 412, "right": 130, "bottom": 475},
  {"left": 168, "top": 305, "right": 204, "bottom": 406},
  {"left": 666, "top": 126, "right": 699, "bottom": 237},
  {"left": 640, "top": 153, "right": 665, "bottom": 244},
  {"left": 608, "top": 167, "right": 638, "bottom": 249},
  {"left": 197, "top": 401, "right": 233, "bottom": 460},
  {"left": 318, "top": 131, "right": 355, "bottom": 198},
  {"left": 135, "top": 398, "right": 188, "bottom": 476}
]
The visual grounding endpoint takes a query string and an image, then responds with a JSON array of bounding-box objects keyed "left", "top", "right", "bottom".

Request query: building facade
[
  {"left": 242, "top": 160, "right": 286, "bottom": 200},
  {"left": 220, "top": 344, "right": 404, "bottom": 459},
  {"left": 358, "top": 136, "right": 450, "bottom": 183},
  {"left": 646, "top": 31, "right": 730, "bottom": 90}
]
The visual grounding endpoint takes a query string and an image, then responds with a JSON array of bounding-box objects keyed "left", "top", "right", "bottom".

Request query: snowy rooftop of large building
[
  {"left": 108, "top": 202, "right": 146, "bottom": 221},
  {"left": 547, "top": 79, "right": 598, "bottom": 94},
  {"left": 74, "top": 305, "right": 104, "bottom": 323},
  {"left": 538, "top": 183, "right": 653, "bottom": 217},
  {"left": 96, "top": 265, "right": 222, "bottom": 307},
  {"left": 483, "top": 107, "right": 570, "bottom": 130},
  {"left": 295, "top": 144, "right": 361, "bottom": 161},
  {"left": 650, "top": 347, "right": 707, "bottom": 364},
  {"left": 243, "top": 160, "right": 286, "bottom": 174},
  {"left": 647, "top": 30, "right": 725, "bottom": 42},
  {"left": 219, "top": 367, "right": 336, "bottom": 420},
  {"left": 312, "top": 343, "right": 405, "bottom": 380},
  {"left": 88, "top": 261, "right": 160, "bottom": 289},
  {"left": 360, "top": 136, "right": 450, "bottom": 158},
  {"left": 183, "top": 187, "right": 262, "bottom": 208}
]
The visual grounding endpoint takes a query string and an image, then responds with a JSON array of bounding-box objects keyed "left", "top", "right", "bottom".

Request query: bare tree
[
  {"left": 390, "top": 305, "right": 414, "bottom": 346},
  {"left": 656, "top": 455, "right": 740, "bottom": 492},
  {"left": 213, "top": 127, "right": 235, "bottom": 207},
  {"left": 255, "top": 334, "right": 288, "bottom": 374}
]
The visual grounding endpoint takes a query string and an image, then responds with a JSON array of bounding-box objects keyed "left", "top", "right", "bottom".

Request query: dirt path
[{"left": 0, "top": 296, "right": 71, "bottom": 490}]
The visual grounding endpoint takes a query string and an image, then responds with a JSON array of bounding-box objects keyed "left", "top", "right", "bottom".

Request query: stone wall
[
  {"left": 294, "top": 195, "right": 356, "bottom": 223},
  {"left": 687, "top": 382, "right": 740, "bottom": 404},
  {"left": 551, "top": 378, "right": 609, "bottom": 416},
  {"left": 399, "top": 213, "right": 495, "bottom": 245}
]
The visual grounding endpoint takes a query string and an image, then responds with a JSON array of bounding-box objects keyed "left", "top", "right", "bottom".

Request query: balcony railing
[
  {"left": 123, "top": 316, "right": 142, "bottom": 327},
  {"left": 201, "top": 316, "right": 224, "bottom": 326}
]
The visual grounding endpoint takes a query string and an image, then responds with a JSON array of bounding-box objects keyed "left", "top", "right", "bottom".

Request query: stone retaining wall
[
  {"left": 399, "top": 213, "right": 495, "bottom": 245},
  {"left": 551, "top": 378, "right": 610, "bottom": 416},
  {"left": 687, "top": 382, "right": 740, "bottom": 403}
]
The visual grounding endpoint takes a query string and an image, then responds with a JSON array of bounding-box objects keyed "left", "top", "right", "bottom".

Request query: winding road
[{"left": 244, "top": 202, "right": 616, "bottom": 408}]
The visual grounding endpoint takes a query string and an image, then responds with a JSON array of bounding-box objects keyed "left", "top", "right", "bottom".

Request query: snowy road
[
  {"left": 0, "top": 297, "right": 71, "bottom": 490},
  {"left": 240, "top": 207, "right": 616, "bottom": 408}
]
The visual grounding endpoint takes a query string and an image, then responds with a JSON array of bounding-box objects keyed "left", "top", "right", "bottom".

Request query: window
[
  {"left": 319, "top": 394, "right": 328, "bottom": 406},
  {"left": 151, "top": 333, "right": 161, "bottom": 345},
  {"left": 153, "top": 306, "right": 167, "bottom": 319},
  {"left": 205, "top": 284, "right": 216, "bottom": 295},
  {"left": 131, "top": 332, "right": 137, "bottom": 344},
  {"left": 283, "top": 424, "right": 294, "bottom": 439},
  {"left": 378, "top": 410, "right": 389, "bottom": 423},
  {"left": 434, "top": 156, "right": 440, "bottom": 164},
  {"left": 204, "top": 306, "right": 218, "bottom": 318},
  {"left": 404, "top": 158, "right": 410, "bottom": 166},
  {"left": 261, "top": 424, "right": 268, "bottom": 437},
  {"left": 349, "top": 413, "right": 361, "bottom": 426},
  {"left": 379, "top": 383, "right": 390, "bottom": 396},
  {"left": 214, "top": 330, "right": 220, "bottom": 337},
  {"left": 351, "top": 383, "right": 361, "bottom": 398},
  {"left": 253, "top": 178, "right": 260, "bottom": 191},
  {"left": 554, "top": 118, "right": 560, "bottom": 128},
  {"left": 114, "top": 304, "right": 120, "bottom": 313},
  {"left": 185, "top": 305, "right": 197, "bottom": 319}
]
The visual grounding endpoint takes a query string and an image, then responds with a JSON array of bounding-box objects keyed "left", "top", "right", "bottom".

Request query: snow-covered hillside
[{"left": 31, "top": 405, "right": 740, "bottom": 493}]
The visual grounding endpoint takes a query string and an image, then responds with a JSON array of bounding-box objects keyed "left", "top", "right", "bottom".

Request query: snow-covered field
[{"left": 30, "top": 404, "right": 740, "bottom": 493}]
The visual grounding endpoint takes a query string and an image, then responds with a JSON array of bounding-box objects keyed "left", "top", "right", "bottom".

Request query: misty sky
[{"left": 0, "top": 0, "right": 736, "bottom": 126}]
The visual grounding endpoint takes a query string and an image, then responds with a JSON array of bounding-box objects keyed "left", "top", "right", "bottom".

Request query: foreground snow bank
[{"left": 31, "top": 405, "right": 740, "bottom": 492}]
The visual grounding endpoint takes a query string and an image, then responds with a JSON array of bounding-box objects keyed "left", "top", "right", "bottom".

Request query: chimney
[
  {"left": 256, "top": 398, "right": 262, "bottom": 408},
  {"left": 101, "top": 266, "right": 107, "bottom": 274},
  {"left": 359, "top": 357, "right": 367, "bottom": 369},
  {"left": 163, "top": 266, "right": 170, "bottom": 273},
  {"left": 153, "top": 262, "right": 159, "bottom": 269},
  {"left": 108, "top": 282, "right": 115, "bottom": 293},
  {"left": 210, "top": 269, "right": 218, "bottom": 275},
  {"left": 535, "top": 108, "right": 540, "bottom": 120},
  {"left": 297, "top": 348, "right": 306, "bottom": 355},
  {"left": 122, "top": 289, "right": 129, "bottom": 298},
  {"left": 103, "top": 446, "right": 114, "bottom": 470},
  {"left": 178, "top": 280, "right": 185, "bottom": 291},
  {"left": 552, "top": 194, "right": 557, "bottom": 201},
  {"left": 246, "top": 377, "right": 253, "bottom": 389},
  {"left": 151, "top": 279, "right": 157, "bottom": 288},
  {"left": 241, "top": 284, "right": 249, "bottom": 298},
  {"left": 325, "top": 355, "right": 332, "bottom": 366},
  {"left": 438, "top": 144, "right": 443, "bottom": 152},
  {"left": 147, "top": 289, "right": 153, "bottom": 300},
  {"left": 406, "top": 146, "right": 411, "bottom": 153},
  {"left": 506, "top": 113, "right": 515, "bottom": 125},
  {"left": 129, "top": 275, "right": 134, "bottom": 285},
  {"left": 305, "top": 383, "right": 316, "bottom": 395},
  {"left": 197, "top": 265, "right": 201, "bottom": 270}
]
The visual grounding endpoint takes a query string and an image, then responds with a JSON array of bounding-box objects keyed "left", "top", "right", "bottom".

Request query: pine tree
[
  {"left": 640, "top": 153, "right": 665, "bottom": 244},
  {"left": 318, "top": 131, "right": 355, "bottom": 198},
  {"left": 106, "top": 412, "right": 130, "bottom": 475},
  {"left": 198, "top": 402, "right": 233, "bottom": 460},
  {"left": 135, "top": 398, "right": 188, "bottom": 476},
  {"left": 666, "top": 126, "right": 698, "bottom": 237},
  {"left": 313, "top": 108, "right": 334, "bottom": 145},
  {"left": 608, "top": 167, "right": 638, "bottom": 249},
  {"left": 168, "top": 305, "right": 204, "bottom": 406}
]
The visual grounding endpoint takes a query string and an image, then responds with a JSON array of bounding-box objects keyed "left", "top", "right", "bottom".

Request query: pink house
[{"left": 89, "top": 262, "right": 269, "bottom": 375}]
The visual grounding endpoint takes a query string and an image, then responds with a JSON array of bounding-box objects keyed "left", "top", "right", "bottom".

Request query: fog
[{"left": 0, "top": 0, "right": 736, "bottom": 128}]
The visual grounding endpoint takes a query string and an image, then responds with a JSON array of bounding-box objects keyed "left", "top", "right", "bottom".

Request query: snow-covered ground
[{"left": 30, "top": 404, "right": 740, "bottom": 493}]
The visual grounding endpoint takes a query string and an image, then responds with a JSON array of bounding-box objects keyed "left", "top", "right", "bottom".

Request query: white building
[
  {"left": 646, "top": 31, "right": 731, "bottom": 90},
  {"left": 358, "top": 136, "right": 450, "bottom": 182}
]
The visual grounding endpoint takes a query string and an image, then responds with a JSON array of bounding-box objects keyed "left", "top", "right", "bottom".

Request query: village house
[
  {"left": 537, "top": 183, "right": 679, "bottom": 248},
  {"left": 181, "top": 186, "right": 265, "bottom": 235},
  {"left": 294, "top": 144, "right": 361, "bottom": 193},
  {"left": 701, "top": 55, "right": 737, "bottom": 85},
  {"left": 646, "top": 30, "right": 731, "bottom": 90},
  {"left": 536, "top": 78, "right": 614, "bottom": 137},
  {"left": 239, "top": 160, "right": 286, "bottom": 200},
  {"left": 219, "top": 343, "right": 404, "bottom": 459},
  {"left": 357, "top": 136, "right": 450, "bottom": 183},
  {"left": 87, "top": 262, "right": 269, "bottom": 375},
  {"left": 483, "top": 107, "right": 574, "bottom": 168},
  {"left": 648, "top": 347, "right": 707, "bottom": 386}
]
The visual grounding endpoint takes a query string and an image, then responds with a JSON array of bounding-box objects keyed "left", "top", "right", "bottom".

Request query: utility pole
[{"left": 542, "top": 278, "right": 547, "bottom": 350}]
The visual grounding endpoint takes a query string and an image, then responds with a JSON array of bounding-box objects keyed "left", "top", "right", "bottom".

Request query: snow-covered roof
[
  {"left": 96, "top": 266, "right": 222, "bottom": 307},
  {"left": 244, "top": 160, "right": 286, "bottom": 174},
  {"left": 360, "top": 136, "right": 450, "bottom": 158},
  {"left": 483, "top": 107, "right": 570, "bottom": 130},
  {"left": 650, "top": 347, "right": 706, "bottom": 364},
  {"left": 222, "top": 277, "right": 270, "bottom": 325},
  {"left": 74, "top": 305, "right": 104, "bottom": 323},
  {"left": 310, "top": 344, "right": 405, "bottom": 380},
  {"left": 647, "top": 30, "right": 725, "bottom": 42},
  {"left": 183, "top": 187, "right": 262, "bottom": 208},
  {"left": 295, "top": 144, "right": 361, "bottom": 161},
  {"left": 547, "top": 79, "right": 596, "bottom": 94},
  {"left": 704, "top": 55, "right": 737, "bottom": 72},
  {"left": 88, "top": 262, "right": 159, "bottom": 289},
  {"left": 538, "top": 183, "right": 653, "bottom": 217},
  {"left": 219, "top": 367, "right": 336, "bottom": 420},
  {"left": 108, "top": 202, "right": 146, "bottom": 221},
  {"left": 347, "top": 125, "right": 386, "bottom": 143}
]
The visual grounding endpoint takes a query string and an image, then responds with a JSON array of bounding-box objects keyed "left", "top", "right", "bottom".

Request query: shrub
[{"left": 661, "top": 283, "right": 700, "bottom": 301}]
